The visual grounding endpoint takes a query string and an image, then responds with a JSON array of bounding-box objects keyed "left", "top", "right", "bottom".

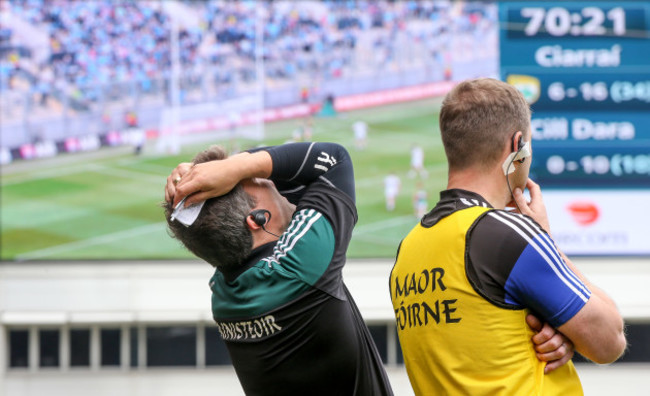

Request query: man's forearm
[
  {"left": 172, "top": 150, "right": 272, "bottom": 207},
  {"left": 228, "top": 151, "right": 273, "bottom": 181},
  {"left": 560, "top": 251, "right": 623, "bottom": 323},
  {"left": 558, "top": 251, "right": 626, "bottom": 363}
]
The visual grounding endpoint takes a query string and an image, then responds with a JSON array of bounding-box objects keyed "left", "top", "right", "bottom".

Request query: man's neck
[
  {"left": 251, "top": 232, "right": 279, "bottom": 250},
  {"left": 447, "top": 167, "right": 510, "bottom": 209}
]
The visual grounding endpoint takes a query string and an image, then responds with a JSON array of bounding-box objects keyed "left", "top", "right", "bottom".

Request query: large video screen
[
  {"left": 1, "top": 1, "right": 647, "bottom": 260},
  {"left": 499, "top": 1, "right": 650, "bottom": 255}
]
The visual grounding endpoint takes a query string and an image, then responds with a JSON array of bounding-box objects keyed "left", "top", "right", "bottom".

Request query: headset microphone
[
  {"left": 249, "top": 209, "right": 281, "bottom": 238},
  {"left": 502, "top": 136, "right": 531, "bottom": 176},
  {"left": 515, "top": 136, "right": 528, "bottom": 164},
  {"left": 504, "top": 133, "right": 531, "bottom": 214}
]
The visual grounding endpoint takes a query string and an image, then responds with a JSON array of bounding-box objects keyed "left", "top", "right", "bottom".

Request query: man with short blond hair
[{"left": 391, "top": 78, "right": 626, "bottom": 395}]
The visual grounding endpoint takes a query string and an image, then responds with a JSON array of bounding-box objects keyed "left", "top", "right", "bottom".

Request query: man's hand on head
[
  {"left": 169, "top": 151, "right": 273, "bottom": 208},
  {"left": 165, "top": 162, "right": 193, "bottom": 205},
  {"left": 171, "top": 159, "right": 241, "bottom": 208}
]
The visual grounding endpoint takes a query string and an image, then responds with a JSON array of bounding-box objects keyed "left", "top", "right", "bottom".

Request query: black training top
[
  {"left": 422, "top": 189, "right": 590, "bottom": 328},
  {"left": 210, "top": 142, "right": 393, "bottom": 396}
]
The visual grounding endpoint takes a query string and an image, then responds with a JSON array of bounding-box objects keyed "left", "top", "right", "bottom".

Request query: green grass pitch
[{"left": 1, "top": 97, "right": 448, "bottom": 261}]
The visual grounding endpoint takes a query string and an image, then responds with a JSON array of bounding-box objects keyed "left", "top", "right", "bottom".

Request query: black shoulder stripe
[
  {"left": 465, "top": 210, "right": 528, "bottom": 309},
  {"left": 490, "top": 211, "right": 540, "bottom": 241}
]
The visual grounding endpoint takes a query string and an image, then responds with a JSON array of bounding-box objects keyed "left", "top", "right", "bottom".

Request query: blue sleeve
[{"left": 504, "top": 232, "right": 592, "bottom": 328}]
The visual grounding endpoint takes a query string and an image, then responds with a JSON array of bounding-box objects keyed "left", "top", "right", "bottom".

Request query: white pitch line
[
  {"left": 85, "top": 163, "right": 163, "bottom": 184},
  {"left": 0, "top": 146, "right": 135, "bottom": 176},
  {"left": 3, "top": 162, "right": 164, "bottom": 186},
  {"left": 15, "top": 222, "right": 167, "bottom": 261},
  {"left": 116, "top": 158, "right": 176, "bottom": 174},
  {"left": 354, "top": 215, "right": 416, "bottom": 235},
  {"left": 14, "top": 212, "right": 415, "bottom": 260},
  {"left": 2, "top": 163, "right": 98, "bottom": 186}
]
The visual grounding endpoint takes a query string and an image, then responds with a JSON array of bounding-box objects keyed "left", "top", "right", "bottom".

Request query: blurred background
[{"left": 0, "top": 1, "right": 648, "bottom": 395}]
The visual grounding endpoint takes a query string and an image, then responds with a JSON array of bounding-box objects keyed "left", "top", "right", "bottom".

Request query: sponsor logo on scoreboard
[
  {"left": 545, "top": 191, "right": 649, "bottom": 255},
  {"left": 566, "top": 201, "right": 600, "bottom": 226}
]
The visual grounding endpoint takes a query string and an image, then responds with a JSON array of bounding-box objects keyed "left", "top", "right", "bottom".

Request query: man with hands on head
[
  {"left": 164, "top": 142, "right": 393, "bottom": 396},
  {"left": 390, "top": 78, "right": 626, "bottom": 395}
]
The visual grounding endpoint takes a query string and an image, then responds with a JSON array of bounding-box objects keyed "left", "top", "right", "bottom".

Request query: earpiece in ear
[
  {"left": 515, "top": 136, "right": 529, "bottom": 164},
  {"left": 250, "top": 209, "right": 270, "bottom": 226},
  {"left": 248, "top": 209, "right": 281, "bottom": 238},
  {"left": 503, "top": 133, "right": 530, "bottom": 175}
]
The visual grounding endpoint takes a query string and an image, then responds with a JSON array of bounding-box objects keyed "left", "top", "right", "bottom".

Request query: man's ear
[
  {"left": 245, "top": 214, "right": 262, "bottom": 231},
  {"left": 508, "top": 131, "right": 522, "bottom": 153}
]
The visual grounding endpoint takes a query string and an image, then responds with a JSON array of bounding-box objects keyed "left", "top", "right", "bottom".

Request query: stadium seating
[{"left": 1, "top": 0, "right": 497, "bottom": 151}]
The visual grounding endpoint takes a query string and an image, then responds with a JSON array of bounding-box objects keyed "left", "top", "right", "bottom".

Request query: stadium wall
[{"left": 0, "top": 258, "right": 649, "bottom": 396}]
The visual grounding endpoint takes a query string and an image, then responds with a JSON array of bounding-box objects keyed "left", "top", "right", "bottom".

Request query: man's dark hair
[{"left": 163, "top": 146, "right": 256, "bottom": 269}]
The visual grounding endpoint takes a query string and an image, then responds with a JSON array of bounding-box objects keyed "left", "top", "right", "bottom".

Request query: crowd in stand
[
  {"left": 196, "top": 1, "right": 496, "bottom": 83},
  {"left": 6, "top": 0, "right": 192, "bottom": 108},
  {"left": 2, "top": 0, "right": 496, "bottom": 114}
]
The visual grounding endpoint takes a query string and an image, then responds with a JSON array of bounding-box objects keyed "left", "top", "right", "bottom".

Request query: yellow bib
[{"left": 390, "top": 206, "right": 583, "bottom": 396}]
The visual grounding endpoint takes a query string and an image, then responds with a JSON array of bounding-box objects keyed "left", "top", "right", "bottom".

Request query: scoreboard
[{"left": 499, "top": 1, "right": 650, "bottom": 255}]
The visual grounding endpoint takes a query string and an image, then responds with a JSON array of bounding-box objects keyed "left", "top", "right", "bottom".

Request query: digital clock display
[{"left": 506, "top": 5, "right": 647, "bottom": 39}]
